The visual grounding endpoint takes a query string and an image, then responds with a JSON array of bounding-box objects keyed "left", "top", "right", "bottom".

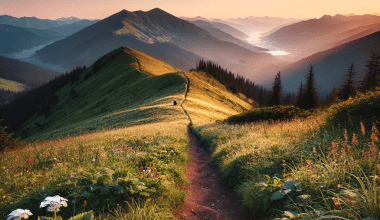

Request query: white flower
[
  {"left": 7, "top": 209, "right": 32, "bottom": 220},
  {"left": 40, "top": 195, "right": 68, "bottom": 212}
]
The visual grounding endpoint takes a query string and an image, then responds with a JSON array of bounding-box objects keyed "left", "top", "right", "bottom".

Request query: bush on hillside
[
  {"left": 0, "top": 124, "right": 18, "bottom": 152},
  {"left": 328, "top": 89, "right": 380, "bottom": 128},
  {"left": 225, "top": 105, "right": 310, "bottom": 124}
]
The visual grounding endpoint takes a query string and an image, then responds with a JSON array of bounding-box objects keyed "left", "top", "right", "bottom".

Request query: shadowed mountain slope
[
  {"left": 47, "top": 19, "right": 99, "bottom": 36},
  {"left": 0, "top": 24, "right": 62, "bottom": 55},
  {"left": 0, "top": 55, "right": 60, "bottom": 88},
  {"left": 35, "top": 8, "right": 278, "bottom": 77},
  {"left": 262, "top": 31, "right": 380, "bottom": 97}
]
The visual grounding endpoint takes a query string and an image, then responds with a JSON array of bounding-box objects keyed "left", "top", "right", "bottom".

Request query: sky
[{"left": 1, "top": 0, "right": 379, "bottom": 20}]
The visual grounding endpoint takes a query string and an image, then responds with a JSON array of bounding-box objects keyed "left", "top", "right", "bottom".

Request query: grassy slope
[
  {"left": 0, "top": 78, "right": 24, "bottom": 92},
  {"left": 19, "top": 48, "right": 186, "bottom": 140},
  {"left": 194, "top": 90, "right": 380, "bottom": 219},
  {"left": 184, "top": 70, "right": 253, "bottom": 125},
  {"left": 0, "top": 47, "right": 255, "bottom": 219}
]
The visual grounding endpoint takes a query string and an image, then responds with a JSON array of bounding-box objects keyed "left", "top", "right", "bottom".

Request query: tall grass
[
  {"left": 0, "top": 121, "right": 190, "bottom": 219},
  {"left": 193, "top": 89, "right": 380, "bottom": 219}
]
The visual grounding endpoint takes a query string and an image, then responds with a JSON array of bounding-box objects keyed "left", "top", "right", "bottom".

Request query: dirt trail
[{"left": 172, "top": 126, "right": 253, "bottom": 219}]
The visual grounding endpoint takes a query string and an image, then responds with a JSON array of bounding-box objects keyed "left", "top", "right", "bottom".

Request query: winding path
[{"left": 173, "top": 73, "right": 253, "bottom": 219}]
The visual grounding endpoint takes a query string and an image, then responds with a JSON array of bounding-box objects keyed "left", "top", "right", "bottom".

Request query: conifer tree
[
  {"left": 338, "top": 63, "right": 357, "bottom": 100},
  {"left": 295, "top": 82, "right": 304, "bottom": 108},
  {"left": 268, "top": 72, "right": 282, "bottom": 106},
  {"left": 325, "top": 86, "right": 340, "bottom": 107},
  {"left": 359, "top": 53, "right": 380, "bottom": 92},
  {"left": 303, "top": 66, "right": 320, "bottom": 109}
]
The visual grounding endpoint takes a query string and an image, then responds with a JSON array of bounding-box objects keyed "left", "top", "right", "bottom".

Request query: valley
[{"left": 1, "top": 4, "right": 380, "bottom": 220}]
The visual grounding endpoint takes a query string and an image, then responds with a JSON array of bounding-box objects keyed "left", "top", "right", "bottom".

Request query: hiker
[{"left": 173, "top": 100, "right": 177, "bottom": 105}]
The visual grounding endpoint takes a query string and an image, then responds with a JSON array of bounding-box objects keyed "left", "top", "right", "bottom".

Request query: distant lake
[{"left": 245, "top": 32, "right": 290, "bottom": 56}]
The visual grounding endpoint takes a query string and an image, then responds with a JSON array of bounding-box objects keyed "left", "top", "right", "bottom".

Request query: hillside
[
  {"left": 13, "top": 47, "right": 252, "bottom": 140},
  {"left": 184, "top": 70, "right": 253, "bottom": 125},
  {"left": 262, "top": 31, "right": 380, "bottom": 97},
  {"left": 263, "top": 14, "right": 380, "bottom": 59},
  {"left": 35, "top": 8, "right": 279, "bottom": 77},
  {"left": 0, "top": 55, "right": 60, "bottom": 88},
  {"left": 0, "top": 78, "right": 24, "bottom": 92}
]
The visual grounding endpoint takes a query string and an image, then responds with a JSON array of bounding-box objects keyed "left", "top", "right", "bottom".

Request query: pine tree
[
  {"left": 295, "top": 82, "right": 304, "bottom": 109},
  {"left": 303, "top": 66, "right": 320, "bottom": 110},
  {"left": 325, "top": 86, "right": 340, "bottom": 107},
  {"left": 268, "top": 72, "right": 282, "bottom": 106},
  {"left": 338, "top": 63, "right": 357, "bottom": 100},
  {"left": 359, "top": 53, "right": 380, "bottom": 92}
]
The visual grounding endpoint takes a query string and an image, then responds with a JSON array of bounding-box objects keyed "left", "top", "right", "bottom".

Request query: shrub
[
  {"left": 225, "top": 105, "right": 310, "bottom": 124},
  {"left": 0, "top": 124, "right": 18, "bottom": 152}
]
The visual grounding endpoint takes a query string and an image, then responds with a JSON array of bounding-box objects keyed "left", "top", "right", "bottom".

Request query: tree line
[
  {"left": 269, "top": 53, "right": 380, "bottom": 110},
  {"left": 0, "top": 66, "right": 86, "bottom": 134},
  {"left": 196, "top": 60, "right": 272, "bottom": 106}
]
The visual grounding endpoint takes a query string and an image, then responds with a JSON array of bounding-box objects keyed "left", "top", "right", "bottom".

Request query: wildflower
[
  {"left": 26, "top": 159, "right": 33, "bottom": 164},
  {"left": 372, "top": 123, "right": 379, "bottom": 134},
  {"left": 345, "top": 144, "right": 351, "bottom": 154},
  {"left": 352, "top": 133, "right": 359, "bottom": 145},
  {"left": 313, "top": 146, "right": 317, "bottom": 154},
  {"left": 333, "top": 198, "right": 341, "bottom": 208},
  {"left": 363, "top": 150, "right": 369, "bottom": 161},
  {"left": 344, "top": 129, "right": 348, "bottom": 142},
  {"left": 7, "top": 209, "right": 32, "bottom": 220},
  {"left": 361, "top": 122, "right": 366, "bottom": 135},
  {"left": 328, "top": 142, "right": 339, "bottom": 158},
  {"left": 371, "top": 132, "right": 379, "bottom": 143},
  {"left": 40, "top": 195, "right": 68, "bottom": 212}
]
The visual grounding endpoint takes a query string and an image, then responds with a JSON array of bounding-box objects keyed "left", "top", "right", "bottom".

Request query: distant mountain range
[
  {"left": 226, "top": 16, "right": 300, "bottom": 33},
  {"left": 263, "top": 14, "right": 380, "bottom": 61},
  {"left": 0, "top": 15, "right": 99, "bottom": 57},
  {"left": 0, "top": 15, "right": 99, "bottom": 29},
  {"left": 189, "top": 20, "right": 266, "bottom": 51},
  {"left": 262, "top": 31, "right": 380, "bottom": 97},
  {"left": 0, "top": 24, "right": 62, "bottom": 55},
  {"left": 35, "top": 8, "right": 280, "bottom": 77},
  {"left": 180, "top": 17, "right": 249, "bottom": 40}
]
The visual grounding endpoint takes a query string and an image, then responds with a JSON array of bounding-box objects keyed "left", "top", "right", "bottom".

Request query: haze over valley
[{"left": 1, "top": 1, "right": 380, "bottom": 219}]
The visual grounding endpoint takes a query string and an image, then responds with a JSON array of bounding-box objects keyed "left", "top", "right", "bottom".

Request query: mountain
[
  {"left": 226, "top": 16, "right": 300, "bottom": 33},
  {"left": 190, "top": 20, "right": 267, "bottom": 52},
  {"left": 47, "top": 19, "right": 99, "bottom": 36},
  {"left": 56, "top": 16, "right": 81, "bottom": 24},
  {"left": 0, "top": 24, "right": 62, "bottom": 55},
  {"left": 0, "top": 55, "right": 60, "bottom": 88},
  {"left": 0, "top": 14, "right": 98, "bottom": 29},
  {"left": 180, "top": 16, "right": 210, "bottom": 21},
  {"left": 262, "top": 31, "right": 380, "bottom": 97},
  {"left": 210, "top": 21, "right": 249, "bottom": 40},
  {"left": 35, "top": 8, "right": 279, "bottom": 77},
  {"left": 263, "top": 14, "right": 380, "bottom": 60}
]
